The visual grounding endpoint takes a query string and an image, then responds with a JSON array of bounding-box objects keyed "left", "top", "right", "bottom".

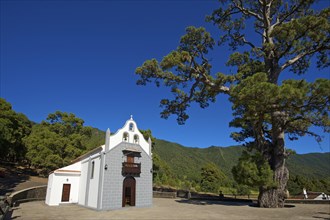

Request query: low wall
[
  {"left": 177, "top": 190, "right": 188, "bottom": 198},
  {"left": 153, "top": 191, "right": 176, "bottom": 198},
  {"left": 8, "top": 185, "right": 47, "bottom": 206}
]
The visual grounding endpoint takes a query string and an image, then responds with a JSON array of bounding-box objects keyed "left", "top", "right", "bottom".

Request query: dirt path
[{"left": 0, "top": 166, "right": 47, "bottom": 196}]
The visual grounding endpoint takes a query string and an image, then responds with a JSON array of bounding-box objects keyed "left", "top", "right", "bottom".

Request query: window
[
  {"left": 123, "top": 132, "right": 129, "bottom": 142},
  {"left": 127, "top": 155, "right": 134, "bottom": 163},
  {"left": 129, "top": 123, "right": 134, "bottom": 131},
  {"left": 91, "top": 161, "right": 95, "bottom": 179},
  {"left": 133, "top": 135, "right": 139, "bottom": 144}
]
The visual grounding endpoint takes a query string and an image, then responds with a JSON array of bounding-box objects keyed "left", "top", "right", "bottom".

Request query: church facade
[{"left": 45, "top": 117, "right": 153, "bottom": 210}]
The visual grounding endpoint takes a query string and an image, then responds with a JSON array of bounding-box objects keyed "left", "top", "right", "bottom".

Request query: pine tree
[{"left": 135, "top": 0, "right": 329, "bottom": 207}]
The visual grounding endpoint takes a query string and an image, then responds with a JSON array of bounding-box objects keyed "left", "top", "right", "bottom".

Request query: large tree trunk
[
  {"left": 258, "top": 111, "right": 289, "bottom": 208},
  {"left": 258, "top": 165, "right": 289, "bottom": 208}
]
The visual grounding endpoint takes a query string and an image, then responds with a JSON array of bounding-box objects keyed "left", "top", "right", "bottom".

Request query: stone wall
[
  {"left": 153, "top": 191, "right": 176, "bottom": 198},
  {"left": 102, "top": 142, "right": 152, "bottom": 210},
  {"left": 8, "top": 185, "right": 47, "bottom": 206}
]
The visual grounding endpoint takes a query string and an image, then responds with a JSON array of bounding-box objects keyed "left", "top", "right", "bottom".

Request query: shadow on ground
[
  {"left": 0, "top": 166, "right": 35, "bottom": 196},
  {"left": 176, "top": 199, "right": 255, "bottom": 207},
  {"left": 312, "top": 211, "right": 330, "bottom": 220},
  {"left": 247, "top": 203, "right": 295, "bottom": 208},
  {"left": 3, "top": 207, "right": 20, "bottom": 220},
  {"left": 177, "top": 199, "right": 300, "bottom": 208}
]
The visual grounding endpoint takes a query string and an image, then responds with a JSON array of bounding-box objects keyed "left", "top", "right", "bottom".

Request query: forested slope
[{"left": 153, "top": 139, "right": 330, "bottom": 181}]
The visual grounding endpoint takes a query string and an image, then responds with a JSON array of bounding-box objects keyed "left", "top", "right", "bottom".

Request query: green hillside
[
  {"left": 153, "top": 139, "right": 243, "bottom": 182},
  {"left": 154, "top": 138, "right": 330, "bottom": 181},
  {"left": 287, "top": 153, "right": 330, "bottom": 179},
  {"left": 85, "top": 127, "right": 106, "bottom": 150}
]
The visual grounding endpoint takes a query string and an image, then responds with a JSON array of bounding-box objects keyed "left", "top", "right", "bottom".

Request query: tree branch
[
  {"left": 191, "top": 57, "right": 230, "bottom": 93},
  {"left": 241, "top": 36, "right": 258, "bottom": 49},
  {"left": 280, "top": 45, "right": 330, "bottom": 71},
  {"left": 233, "top": 0, "right": 263, "bottom": 22},
  {"left": 270, "top": 1, "right": 307, "bottom": 30}
]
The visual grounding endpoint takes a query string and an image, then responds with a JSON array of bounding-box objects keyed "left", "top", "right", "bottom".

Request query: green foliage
[
  {"left": 200, "top": 162, "right": 228, "bottom": 193},
  {"left": 231, "top": 183, "right": 252, "bottom": 197},
  {"left": 179, "top": 175, "right": 193, "bottom": 191},
  {"left": 208, "top": 1, "right": 330, "bottom": 76},
  {"left": 288, "top": 174, "right": 330, "bottom": 195},
  {"left": 0, "top": 98, "right": 32, "bottom": 162},
  {"left": 232, "top": 151, "right": 276, "bottom": 189},
  {"left": 140, "top": 129, "right": 156, "bottom": 149},
  {"left": 235, "top": 184, "right": 251, "bottom": 196},
  {"left": 230, "top": 74, "right": 330, "bottom": 146},
  {"left": 84, "top": 127, "right": 106, "bottom": 150},
  {"left": 139, "top": 129, "right": 179, "bottom": 187},
  {"left": 24, "top": 111, "right": 92, "bottom": 172},
  {"left": 136, "top": 26, "right": 232, "bottom": 125},
  {"left": 153, "top": 138, "right": 240, "bottom": 191},
  {"left": 152, "top": 152, "right": 176, "bottom": 186}
]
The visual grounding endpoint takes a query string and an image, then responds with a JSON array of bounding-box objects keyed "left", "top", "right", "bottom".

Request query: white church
[{"left": 45, "top": 116, "right": 153, "bottom": 210}]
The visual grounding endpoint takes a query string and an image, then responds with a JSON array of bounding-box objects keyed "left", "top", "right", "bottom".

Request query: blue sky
[{"left": 1, "top": 0, "right": 329, "bottom": 154}]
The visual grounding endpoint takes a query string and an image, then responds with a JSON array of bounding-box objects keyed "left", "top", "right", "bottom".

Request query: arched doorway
[{"left": 122, "top": 176, "right": 136, "bottom": 207}]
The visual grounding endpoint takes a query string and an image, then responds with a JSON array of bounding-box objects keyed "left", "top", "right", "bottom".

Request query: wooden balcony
[{"left": 122, "top": 162, "right": 141, "bottom": 176}]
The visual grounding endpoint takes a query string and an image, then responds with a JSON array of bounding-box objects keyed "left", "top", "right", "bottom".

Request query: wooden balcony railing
[{"left": 122, "top": 162, "right": 141, "bottom": 175}]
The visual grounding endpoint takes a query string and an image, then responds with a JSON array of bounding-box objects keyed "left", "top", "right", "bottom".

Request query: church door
[
  {"left": 61, "top": 184, "right": 71, "bottom": 202},
  {"left": 122, "top": 176, "right": 136, "bottom": 207}
]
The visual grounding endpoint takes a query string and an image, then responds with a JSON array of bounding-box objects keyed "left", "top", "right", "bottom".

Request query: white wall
[
  {"left": 45, "top": 173, "right": 53, "bottom": 205},
  {"left": 58, "top": 162, "right": 81, "bottom": 171},
  {"left": 78, "top": 161, "right": 88, "bottom": 205},
  {"left": 47, "top": 173, "right": 80, "bottom": 206},
  {"left": 87, "top": 156, "right": 101, "bottom": 208},
  {"left": 109, "top": 119, "right": 151, "bottom": 155},
  {"left": 46, "top": 160, "right": 82, "bottom": 206}
]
